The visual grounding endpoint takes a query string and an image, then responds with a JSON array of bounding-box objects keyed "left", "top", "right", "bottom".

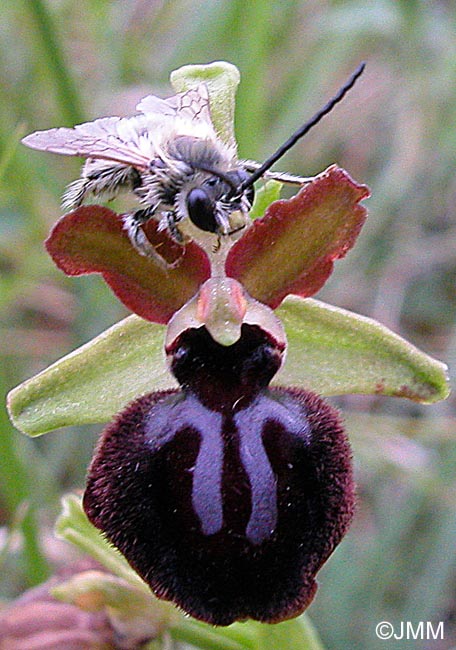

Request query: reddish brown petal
[
  {"left": 226, "top": 165, "right": 369, "bottom": 308},
  {"left": 45, "top": 206, "right": 210, "bottom": 324}
]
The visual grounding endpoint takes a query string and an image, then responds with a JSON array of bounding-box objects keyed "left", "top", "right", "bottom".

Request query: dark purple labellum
[{"left": 83, "top": 325, "right": 355, "bottom": 625}]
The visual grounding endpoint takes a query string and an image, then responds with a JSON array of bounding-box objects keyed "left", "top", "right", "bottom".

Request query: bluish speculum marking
[
  {"left": 235, "top": 394, "right": 310, "bottom": 545},
  {"left": 145, "top": 393, "right": 225, "bottom": 536},
  {"left": 144, "top": 388, "right": 311, "bottom": 545},
  {"left": 190, "top": 401, "right": 224, "bottom": 536}
]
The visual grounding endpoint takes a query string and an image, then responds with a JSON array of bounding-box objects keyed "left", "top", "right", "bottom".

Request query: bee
[{"left": 22, "top": 64, "right": 365, "bottom": 266}]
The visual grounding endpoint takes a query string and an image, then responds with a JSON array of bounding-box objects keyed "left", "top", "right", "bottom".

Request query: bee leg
[
  {"left": 241, "top": 159, "right": 314, "bottom": 185},
  {"left": 123, "top": 209, "right": 183, "bottom": 270},
  {"left": 62, "top": 163, "right": 142, "bottom": 211},
  {"left": 157, "top": 211, "right": 186, "bottom": 244},
  {"left": 123, "top": 208, "right": 168, "bottom": 267},
  {"left": 212, "top": 236, "right": 222, "bottom": 253}
]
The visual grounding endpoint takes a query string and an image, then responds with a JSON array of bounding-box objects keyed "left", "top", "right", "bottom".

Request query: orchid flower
[{"left": 7, "top": 62, "right": 449, "bottom": 636}]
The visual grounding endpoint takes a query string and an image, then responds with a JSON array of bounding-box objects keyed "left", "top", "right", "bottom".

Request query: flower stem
[
  {"left": 169, "top": 615, "right": 325, "bottom": 650},
  {"left": 171, "top": 618, "right": 254, "bottom": 650},
  {"left": 250, "top": 616, "right": 326, "bottom": 650}
]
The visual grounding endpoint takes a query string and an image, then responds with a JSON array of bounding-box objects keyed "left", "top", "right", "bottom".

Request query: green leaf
[
  {"left": 170, "top": 61, "right": 240, "bottom": 148},
  {"left": 275, "top": 296, "right": 450, "bottom": 403},
  {"left": 7, "top": 315, "right": 176, "bottom": 436}
]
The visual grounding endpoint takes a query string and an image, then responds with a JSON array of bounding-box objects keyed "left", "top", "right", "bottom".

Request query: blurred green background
[{"left": 1, "top": 1, "right": 456, "bottom": 648}]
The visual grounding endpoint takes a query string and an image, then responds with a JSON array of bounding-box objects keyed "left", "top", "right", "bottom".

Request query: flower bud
[{"left": 0, "top": 567, "right": 118, "bottom": 650}]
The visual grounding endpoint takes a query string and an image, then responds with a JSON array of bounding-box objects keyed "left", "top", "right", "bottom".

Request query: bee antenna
[{"left": 239, "top": 62, "right": 366, "bottom": 193}]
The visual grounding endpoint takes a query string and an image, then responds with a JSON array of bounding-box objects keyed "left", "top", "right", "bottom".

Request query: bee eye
[
  {"left": 204, "top": 177, "right": 219, "bottom": 188},
  {"left": 186, "top": 187, "right": 218, "bottom": 233}
]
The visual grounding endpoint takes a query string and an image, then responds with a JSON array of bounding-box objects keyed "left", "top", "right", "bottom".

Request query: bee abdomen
[{"left": 62, "top": 162, "right": 142, "bottom": 210}]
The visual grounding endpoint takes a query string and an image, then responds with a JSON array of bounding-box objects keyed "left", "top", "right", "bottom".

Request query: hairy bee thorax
[
  {"left": 138, "top": 135, "right": 238, "bottom": 206},
  {"left": 132, "top": 135, "right": 252, "bottom": 254},
  {"left": 62, "top": 130, "right": 251, "bottom": 265}
]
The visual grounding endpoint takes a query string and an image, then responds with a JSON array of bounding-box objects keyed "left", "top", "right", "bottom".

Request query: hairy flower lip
[
  {"left": 83, "top": 383, "right": 355, "bottom": 626},
  {"left": 83, "top": 319, "right": 355, "bottom": 625}
]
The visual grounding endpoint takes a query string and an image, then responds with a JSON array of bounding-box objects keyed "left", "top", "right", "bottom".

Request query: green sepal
[
  {"left": 7, "top": 316, "right": 175, "bottom": 436},
  {"left": 171, "top": 61, "right": 240, "bottom": 148},
  {"left": 7, "top": 295, "right": 449, "bottom": 437},
  {"left": 275, "top": 296, "right": 450, "bottom": 403}
]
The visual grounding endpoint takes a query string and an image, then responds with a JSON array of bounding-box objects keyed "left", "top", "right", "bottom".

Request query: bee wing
[
  {"left": 137, "top": 84, "right": 212, "bottom": 127},
  {"left": 22, "top": 115, "right": 153, "bottom": 169},
  {"left": 22, "top": 85, "right": 213, "bottom": 166}
]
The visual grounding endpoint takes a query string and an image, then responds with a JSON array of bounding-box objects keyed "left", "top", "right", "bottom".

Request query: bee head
[
  {"left": 185, "top": 168, "right": 254, "bottom": 234},
  {"left": 186, "top": 62, "right": 366, "bottom": 235}
]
